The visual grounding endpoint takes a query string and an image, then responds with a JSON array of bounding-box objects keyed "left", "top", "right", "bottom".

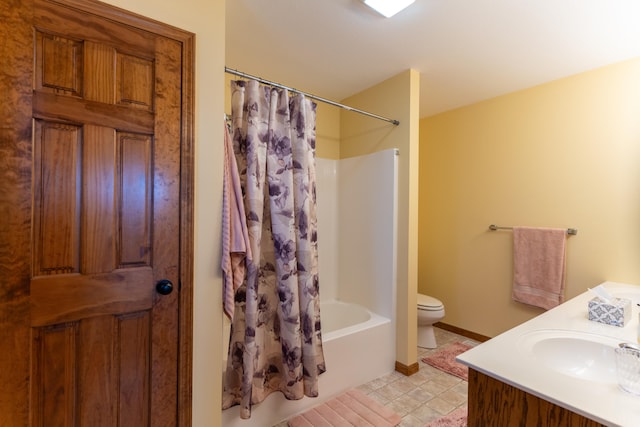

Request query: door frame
[{"left": 53, "top": 0, "right": 195, "bottom": 424}]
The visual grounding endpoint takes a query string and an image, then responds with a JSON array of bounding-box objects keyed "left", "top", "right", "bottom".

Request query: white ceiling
[{"left": 226, "top": 0, "right": 640, "bottom": 118}]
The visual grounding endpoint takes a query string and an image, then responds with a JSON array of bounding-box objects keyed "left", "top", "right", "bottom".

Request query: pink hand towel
[
  {"left": 512, "top": 226, "right": 567, "bottom": 310},
  {"left": 221, "top": 122, "right": 251, "bottom": 319}
]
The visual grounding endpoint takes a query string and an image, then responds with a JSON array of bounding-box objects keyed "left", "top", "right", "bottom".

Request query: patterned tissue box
[{"left": 588, "top": 297, "right": 632, "bottom": 327}]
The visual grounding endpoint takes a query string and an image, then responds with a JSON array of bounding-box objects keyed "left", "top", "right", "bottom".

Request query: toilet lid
[{"left": 417, "top": 294, "right": 443, "bottom": 310}]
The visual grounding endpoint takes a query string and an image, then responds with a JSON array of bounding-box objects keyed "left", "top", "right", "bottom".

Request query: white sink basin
[{"left": 517, "top": 330, "right": 621, "bottom": 383}]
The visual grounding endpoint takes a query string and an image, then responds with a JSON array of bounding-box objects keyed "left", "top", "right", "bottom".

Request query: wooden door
[{"left": 0, "top": 0, "right": 194, "bottom": 425}]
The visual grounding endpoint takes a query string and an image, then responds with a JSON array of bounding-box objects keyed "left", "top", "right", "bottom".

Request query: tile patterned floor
[{"left": 274, "top": 327, "right": 478, "bottom": 427}]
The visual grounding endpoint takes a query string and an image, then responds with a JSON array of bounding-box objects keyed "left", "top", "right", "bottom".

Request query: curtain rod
[{"left": 225, "top": 67, "right": 400, "bottom": 126}]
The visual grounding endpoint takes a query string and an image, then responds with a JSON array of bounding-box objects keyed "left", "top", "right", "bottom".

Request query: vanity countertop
[{"left": 457, "top": 281, "right": 640, "bottom": 427}]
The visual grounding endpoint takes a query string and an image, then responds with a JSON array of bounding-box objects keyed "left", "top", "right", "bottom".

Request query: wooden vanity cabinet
[{"left": 467, "top": 368, "right": 606, "bottom": 427}]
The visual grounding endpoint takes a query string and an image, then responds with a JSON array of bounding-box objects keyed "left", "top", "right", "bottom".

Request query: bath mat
[
  {"left": 287, "top": 388, "right": 402, "bottom": 427},
  {"left": 421, "top": 342, "right": 473, "bottom": 381},
  {"left": 424, "top": 407, "right": 467, "bottom": 427}
]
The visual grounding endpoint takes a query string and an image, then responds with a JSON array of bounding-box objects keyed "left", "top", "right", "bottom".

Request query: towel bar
[{"left": 489, "top": 224, "right": 577, "bottom": 236}]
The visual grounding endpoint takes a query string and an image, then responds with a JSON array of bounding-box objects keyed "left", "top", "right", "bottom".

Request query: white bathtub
[
  {"left": 321, "top": 300, "right": 377, "bottom": 336},
  {"left": 221, "top": 300, "right": 395, "bottom": 427},
  {"left": 318, "top": 300, "right": 395, "bottom": 396}
]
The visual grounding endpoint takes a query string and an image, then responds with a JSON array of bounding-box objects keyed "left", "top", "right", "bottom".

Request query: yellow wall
[
  {"left": 101, "top": 0, "right": 225, "bottom": 425},
  {"left": 341, "top": 69, "right": 421, "bottom": 369},
  {"left": 315, "top": 102, "right": 341, "bottom": 159},
  {"left": 419, "top": 57, "right": 640, "bottom": 338}
]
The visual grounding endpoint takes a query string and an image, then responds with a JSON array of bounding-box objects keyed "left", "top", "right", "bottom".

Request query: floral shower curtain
[{"left": 222, "top": 79, "right": 326, "bottom": 419}]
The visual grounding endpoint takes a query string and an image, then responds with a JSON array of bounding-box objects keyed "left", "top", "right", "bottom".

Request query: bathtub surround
[
  {"left": 328, "top": 150, "right": 398, "bottom": 320},
  {"left": 223, "top": 80, "right": 325, "bottom": 418}
]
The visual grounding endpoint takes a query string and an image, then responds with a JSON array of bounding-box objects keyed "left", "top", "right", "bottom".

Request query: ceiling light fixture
[{"left": 364, "top": 0, "right": 415, "bottom": 18}]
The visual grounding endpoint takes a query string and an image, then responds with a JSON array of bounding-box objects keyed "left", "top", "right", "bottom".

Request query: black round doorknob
[{"left": 156, "top": 279, "right": 174, "bottom": 295}]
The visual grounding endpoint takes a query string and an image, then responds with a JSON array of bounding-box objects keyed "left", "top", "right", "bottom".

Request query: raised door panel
[
  {"left": 117, "top": 312, "right": 151, "bottom": 426},
  {"left": 118, "top": 132, "right": 152, "bottom": 267},
  {"left": 34, "top": 31, "right": 83, "bottom": 96},
  {"left": 116, "top": 53, "right": 154, "bottom": 110},
  {"left": 32, "top": 121, "right": 81, "bottom": 275},
  {"left": 31, "top": 323, "right": 78, "bottom": 427}
]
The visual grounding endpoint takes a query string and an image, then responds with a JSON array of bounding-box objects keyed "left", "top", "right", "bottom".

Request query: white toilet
[{"left": 417, "top": 293, "right": 446, "bottom": 349}]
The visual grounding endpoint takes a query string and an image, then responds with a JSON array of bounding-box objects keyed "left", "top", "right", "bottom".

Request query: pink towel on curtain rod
[
  {"left": 512, "top": 226, "right": 567, "bottom": 310},
  {"left": 221, "top": 122, "right": 251, "bottom": 319}
]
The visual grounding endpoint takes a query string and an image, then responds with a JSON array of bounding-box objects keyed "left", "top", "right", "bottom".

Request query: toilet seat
[{"left": 417, "top": 294, "right": 444, "bottom": 311}]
